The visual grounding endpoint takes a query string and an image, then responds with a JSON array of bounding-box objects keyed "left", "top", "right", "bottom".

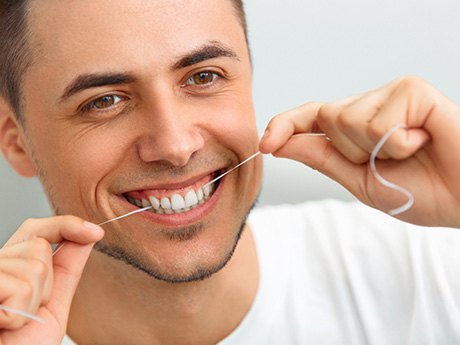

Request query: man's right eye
[{"left": 81, "top": 95, "right": 125, "bottom": 113}]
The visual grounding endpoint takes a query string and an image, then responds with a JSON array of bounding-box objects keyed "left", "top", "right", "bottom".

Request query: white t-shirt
[{"left": 63, "top": 200, "right": 460, "bottom": 344}]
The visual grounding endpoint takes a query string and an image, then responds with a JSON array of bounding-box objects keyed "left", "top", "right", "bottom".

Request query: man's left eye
[{"left": 184, "top": 71, "right": 219, "bottom": 86}]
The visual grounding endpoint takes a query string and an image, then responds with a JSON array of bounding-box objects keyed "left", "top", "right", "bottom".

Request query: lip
[
  {"left": 116, "top": 174, "right": 225, "bottom": 227},
  {"left": 118, "top": 168, "right": 225, "bottom": 195}
]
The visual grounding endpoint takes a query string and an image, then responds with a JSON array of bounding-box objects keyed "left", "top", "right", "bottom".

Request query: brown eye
[
  {"left": 92, "top": 95, "right": 119, "bottom": 109},
  {"left": 185, "top": 71, "right": 219, "bottom": 86},
  {"left": 193, "top": 72, "right": 214, "bottom": 84}
]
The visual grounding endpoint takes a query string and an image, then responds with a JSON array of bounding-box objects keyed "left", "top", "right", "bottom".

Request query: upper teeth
[{"left": 127, "top": 184, "right": 215, "bottom": 214}]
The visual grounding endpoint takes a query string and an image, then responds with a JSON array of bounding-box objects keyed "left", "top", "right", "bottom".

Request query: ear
[{"left": 0, "top": 98, "right": 37, "bottom": 178}]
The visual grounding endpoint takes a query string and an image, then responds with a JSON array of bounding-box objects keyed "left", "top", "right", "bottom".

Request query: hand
[
  {"left": 259, "top": 76, "right": 460, "bottom": 227},
  {"left": 0, "top": 216, "right": 104, "bottom": 345}
]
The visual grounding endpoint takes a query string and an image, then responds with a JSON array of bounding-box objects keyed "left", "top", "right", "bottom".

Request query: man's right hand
[{"left": 0, "top": 216, "right": 104, "bottom": 345}]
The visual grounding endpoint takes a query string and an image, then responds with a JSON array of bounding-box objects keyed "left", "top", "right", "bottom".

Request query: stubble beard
[
  {"left": 31, "top": 140, "right": 260, "bottom": 283},
  {"left": 93, "top": 213, "right": 253, "bottom": 284}
]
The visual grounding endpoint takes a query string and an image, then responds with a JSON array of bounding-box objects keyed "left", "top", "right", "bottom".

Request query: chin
[{"left": 94, "top": 216, "right": 248, "bottom": 283}]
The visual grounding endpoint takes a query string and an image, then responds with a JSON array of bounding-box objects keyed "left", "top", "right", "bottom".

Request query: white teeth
[
  {"left": 161, "top": 197, "right": 171, "bottom": 210},
  {"left": 203, "top": 184, "right": 211, "bottom": 197},
  {"left": 196, "top": 188, "right": 204, "bottom": 201},
  {"left": 171, "top": 194, "right": 186, "bottom": 210},
  {"left": 149, "top": 196, "right": 160, "bottom": 210},
  {"left": 185, "top": 190, "right": 198, "bottom": 207},
  {"left": 128, "top": 181, "right": 218, "bottom": 215}
]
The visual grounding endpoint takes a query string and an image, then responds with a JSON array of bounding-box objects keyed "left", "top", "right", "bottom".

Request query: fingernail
[
  {"left": 83, "top": 221, "right": 102, "bottom": 232},
  {"left": 261, "top": 129, "right": 270, "bottom": 140}
]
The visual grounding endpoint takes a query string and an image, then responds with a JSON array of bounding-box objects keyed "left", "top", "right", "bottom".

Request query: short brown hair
[
  {"left": 0, "top": 0, "right": 248, "bottom": 123},
  {"left": 0, "top": 0, "right": 32, "bottom": 123}
]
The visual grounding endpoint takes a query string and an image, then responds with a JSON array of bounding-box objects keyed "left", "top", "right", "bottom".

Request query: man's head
[{"left": 0, "top": 0, "right": 262, "bottom": 283}]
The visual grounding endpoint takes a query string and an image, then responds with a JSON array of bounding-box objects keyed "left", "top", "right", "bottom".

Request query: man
[{"left": 0, "top": 0, "right": 459, "bottom": 344}]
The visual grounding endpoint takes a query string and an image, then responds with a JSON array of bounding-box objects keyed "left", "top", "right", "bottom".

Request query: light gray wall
[{"left": 1, "top": 0, "right": 460, "bottom": 244}]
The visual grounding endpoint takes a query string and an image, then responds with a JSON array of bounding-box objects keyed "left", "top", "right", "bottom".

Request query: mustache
[{"left": 110, "top": 151, "right": 237, "bottom": 191}]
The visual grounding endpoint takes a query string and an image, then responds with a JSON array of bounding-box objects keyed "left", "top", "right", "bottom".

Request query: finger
[
  {"left": 317, "top": 79, "right": 403, "bottom": 163},
  {"left": 0, "top": 257, "right": 52, "bottom": 308},
  {"left": 5, "top": 216, "right": 104, "bottom": 248},
  {"left": 368, "top": 82, "right": 432, "bottom": 159},
  {"left": 0, "top": 272, "right": 39, "bottom": 330},
  {"left": 272, "top": 134, "right": 368, "bottom": 202},
  {"left": 0, "top": 239, "right": 54, "bottom": 304},
  {"left": 317, "top": 102, "right": 370, "bottom": 164},
  {"left": 259, "top": 102, "right": 323, "bottom": 154},
  {"left": 45, "top": 241, "right": 96, "bottom": 326},
  {"left": 334, "top": 82, "right": 399, "bottom": 159}
]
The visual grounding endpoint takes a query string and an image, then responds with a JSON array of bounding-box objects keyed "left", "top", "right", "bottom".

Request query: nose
[{"left": 135, "top": 96, "right": 205, "bottom": 167}]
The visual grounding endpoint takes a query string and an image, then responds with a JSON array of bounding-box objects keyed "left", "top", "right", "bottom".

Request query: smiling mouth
[{"left": 122, "top": 170, "right": 223, "bottom": 215}]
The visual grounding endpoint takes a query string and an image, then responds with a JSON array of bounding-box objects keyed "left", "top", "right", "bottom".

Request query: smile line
[{"left": 52, "top": 151, "right": 262, "bottom": 256}]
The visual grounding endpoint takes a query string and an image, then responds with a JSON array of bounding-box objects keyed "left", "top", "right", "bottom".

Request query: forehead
[{"left": 27, "top": 0, "right": 246, "bottom": 76}]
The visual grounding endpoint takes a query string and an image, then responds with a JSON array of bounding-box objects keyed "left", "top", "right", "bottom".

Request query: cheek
[
  {"left": 68, "top": 133, "right": 131, "bottom": 181},
  {"left": 34, "top": 122, "right": 130, "bottom": 187},
  {"left": 201, "top": 97, "right": 259, "bottom": 155}
]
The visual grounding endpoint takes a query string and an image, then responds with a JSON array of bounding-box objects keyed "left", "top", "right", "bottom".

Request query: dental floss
[
  {"left": 0, "top": 305, "right": 44, "bottom": 324},
  {"left": 97, "top": 206, "right": 154, "bottom": 226},
  {"left": 201, "top": 151, "right": 262, "bottom": 189},
  {"left": 0, "top": 127, "right": 414, "bottom": 324},
  {"left": 369, "top": 124, "right": 414, "bottom": 216},
  {"left": 51, "top": 206, "right": 155, "bottom": 257}
]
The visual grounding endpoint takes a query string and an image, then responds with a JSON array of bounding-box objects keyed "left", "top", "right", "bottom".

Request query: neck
[{"left": 68, "top": 226, "right": 259, "bottom": 345}]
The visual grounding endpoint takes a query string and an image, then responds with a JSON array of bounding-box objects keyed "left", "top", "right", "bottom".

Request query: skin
[
  {"left": 0, "top": 0, "right": 261, "bottom": 344},
  {"left": 1, "top": 1, "right": 460, "bottom": 345}
]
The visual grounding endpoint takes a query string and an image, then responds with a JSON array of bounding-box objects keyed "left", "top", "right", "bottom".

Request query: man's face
[{"left": 20, "top": 0, "right": 261, "bottom": 281}]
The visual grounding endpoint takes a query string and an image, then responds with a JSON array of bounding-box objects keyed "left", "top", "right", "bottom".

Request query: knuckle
[
  {"left": 388, "top": 140, "right": 413, "bottom": 159},
  {"left": 31, "top": 237, "right": 52, "bottom": 254},
  {"left": 299, "top": 101, "right": 320, "bottom": 113},
  {"left": 337, "top": 109, "right": 358, "bottom": 132},
  {"left": 349, "top": 151, "right": 369, "bottom": 164},
  {"left": 29, "top": 258, "right": 48, "bottom": 281},
  {"left": 17, "top": 280, "right": 34, "bottom": 301},
  {"left": 367, "top": 122, "right": 385, "bottom": 141},
  {"left": 397, "top": 75, "right": 427, "bottom": 93},
  {"left": 0, "top": 312, "right": 25, "bottom": 330},
  {"left": 20, "top": 218, "right": 39, "bottom": 230},
  {"left": 317, "top": 104, "right": 336, "bottom": 128}
]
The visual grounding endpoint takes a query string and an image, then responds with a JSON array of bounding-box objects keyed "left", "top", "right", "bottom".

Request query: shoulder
[{"left": 248, "top": 199, "right": 460, "bottom": 295}]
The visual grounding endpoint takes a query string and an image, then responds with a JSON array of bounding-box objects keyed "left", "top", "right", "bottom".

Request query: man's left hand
[{"left": 259, "top": 76, "right": 460, "bottom": 228}]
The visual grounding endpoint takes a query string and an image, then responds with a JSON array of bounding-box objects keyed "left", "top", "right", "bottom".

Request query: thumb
[
  {"left": 45, "top": 240, "right": 96, "bottom": 326},
  {"left": 273, "top": 133, "right": 366, "bottom": 198}
]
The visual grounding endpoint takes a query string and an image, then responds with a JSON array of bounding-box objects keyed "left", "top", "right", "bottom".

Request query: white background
[{"left": 1, "top": 0, "right": 460, "bottom": 244}]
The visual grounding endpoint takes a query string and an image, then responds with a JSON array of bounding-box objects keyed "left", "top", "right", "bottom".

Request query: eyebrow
[
  {"left": 171, "top": 41, "right": 240, "bottom": 71},
  {"left": 58, "top": 42, "right": 239, "bottom": 103},
  {"left": 58, "top": 73, "right": 137, "bottom": 103}
]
